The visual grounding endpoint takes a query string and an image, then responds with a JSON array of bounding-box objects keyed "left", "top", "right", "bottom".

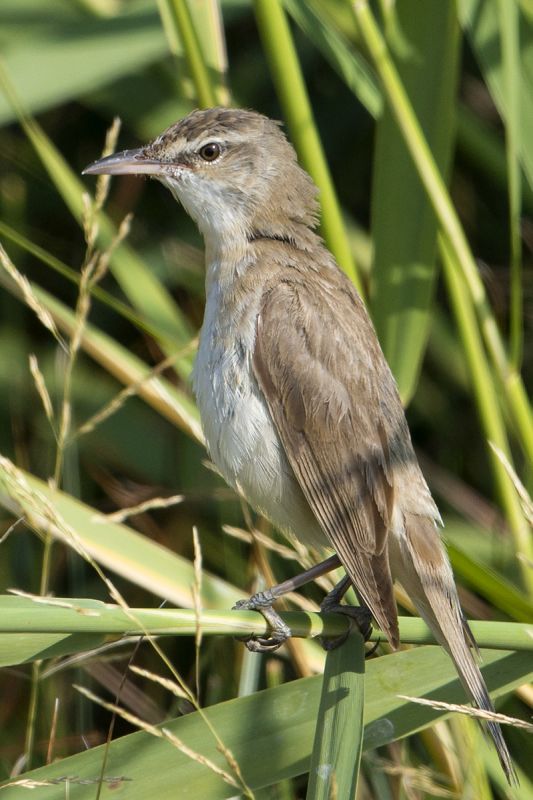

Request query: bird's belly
[{"left": 193, "top": 338, "right": 327, "bottom": 550}]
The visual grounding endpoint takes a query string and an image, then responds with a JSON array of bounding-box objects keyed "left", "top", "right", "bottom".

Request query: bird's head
[{"left": 84, "top": 107, "right": 320, "bottom": 246}]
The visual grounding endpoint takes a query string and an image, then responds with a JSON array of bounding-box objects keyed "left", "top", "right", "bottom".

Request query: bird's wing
[{"left": 252, "top": 268, "right": 412, "bottom": 647}]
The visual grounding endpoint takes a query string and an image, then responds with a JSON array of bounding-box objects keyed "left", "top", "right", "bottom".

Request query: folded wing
[{"left": 252, "top": 268, "right": 414, "bottom": 647}]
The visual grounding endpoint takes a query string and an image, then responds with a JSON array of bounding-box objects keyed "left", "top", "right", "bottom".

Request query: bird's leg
[
  {"left": 233, "top": 554, "right": 341, "bottom": 652},
  {"left": 319, "top": 575, "right": 373, "bottom": 650}
]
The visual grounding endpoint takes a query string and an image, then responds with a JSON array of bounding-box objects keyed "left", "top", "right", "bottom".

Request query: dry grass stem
[
  {"left": 8, "top": 752, "right": 27, "bottom": 779},
  {"left": 7, "top": 589, "right": 102, "bottom": 615},
  {"left": 95, "top": 116, "right": 121, "bottom": 212},
  {"left": 399, "top": 695, "right": 533, "bottom": 730},
  {"left": 490, "top": 442, "right": 533, "bottom": 526},
  {"left": 81, "top": 119, "right": 126, "bottom": 287},
  {"left": 75, "top": 349, "right": 193, "bottom": 439},
  {"left": 0, "top": 458, "right": 145, "bottom": 642},
  {"left": 0, "top": 458, "right": 249, "bottom": 794},
  {"left": 28, "top": 354, "right": 55, "bottom": 426},
  {"left": 42, "top": 637, "right": 142, "bottom": 679},
  {"left": 0, "top": 516, "right": 24, "bottom": 544},
  {"left": 73, "top": 685, "right": 242, "bottom": 790},
  {"left": 82, "top": 191, "right": 98, "bottom": 252},
  {"left": 369, "top": 757, "right": 456, "bottom": 799},
  {"left": 0, "top": 458, "right": 244, "bottom": 785},
  {"left": 192, "top": 526, "right": 203, "bottom": 698},
  {"left": 46, "top": 697, "right": 60, "bottom": 765},
  {"left": 0, "top": 244, "right": 65, "bottom": 350},
  {"left": 0, "top": 456, "right": 95, "bottom": 563},
  {"left": 0, "top": 776, "right": 131, "bottom": 789},
  {"left": 90, "top": 212, "right": 132, "bottom": 287},
  {"left": 128, "top": 665, "right": 189, "bottom": 699},
  {"left": 70, "top": 261, "right": 96, "bottom": 360},
  {"left": 113, "top": 618, "right": 250, "bottom": 793},
  {"left": 92, "top": 493, "right": 184, "bottom": 524},
  {"left": 222, "top": 527, "right": 335, "bottom": 597},
  {"left": 161, "top": 728, "right": 244, "bottom": 791},
  {"left": 223, "top": 524, "right": 301, "bottom": 561},
  {"left": 53, "top": 194, "right": 132, "bottom": 489}
]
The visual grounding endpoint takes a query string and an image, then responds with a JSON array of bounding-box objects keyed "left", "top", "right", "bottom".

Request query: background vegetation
[{"left": 0, "top": 0, "right": 532, "bottom": 797}]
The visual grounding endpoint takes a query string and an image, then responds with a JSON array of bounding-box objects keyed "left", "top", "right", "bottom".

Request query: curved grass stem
[{"left": 254, "top": 0, "right": 361, "bottom": 292}]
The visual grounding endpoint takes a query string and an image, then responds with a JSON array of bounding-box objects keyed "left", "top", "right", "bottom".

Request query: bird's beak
[{"left": 82, "top": 148, "right": 167, "bottom": 177}]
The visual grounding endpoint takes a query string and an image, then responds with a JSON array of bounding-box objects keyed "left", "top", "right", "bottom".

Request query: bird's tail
[{"left": 392, "top": 512, "right": 517, "bottom": 785}]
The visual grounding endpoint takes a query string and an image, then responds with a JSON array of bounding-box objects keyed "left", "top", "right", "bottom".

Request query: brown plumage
[
  {"left": 83, "top": 107, "right": 517, "bottom": 784},
  {"left": 253, "top": 269, "right": 400, "bottom": 647}
]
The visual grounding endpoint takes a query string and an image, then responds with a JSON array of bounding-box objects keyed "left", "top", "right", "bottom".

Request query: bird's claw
[
  {"left": 233, "top": 595, "right": 291, "bottom": 653},
  {"left": 319, "top": 600, "right": 373, "bottom": 651}
]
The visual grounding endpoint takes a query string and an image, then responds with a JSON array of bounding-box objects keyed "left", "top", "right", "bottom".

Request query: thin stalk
[
  {"left": 2, "top": 601, "right": 532, "bottom": 651},
  {"left": 23, "top": 359, "right": 73, "bottom": 769},
  {"left": 158, "top": 0, "right": 218, "bottom": 108},
  {"left": 18, "top": 120, "right": 130, "bottom": 765},
  {"left": 23, "top": 222, "right": 97, "bottom": 772},
  {"left": 24, "top": 514, "right": 62, "bottom": 767},
  {"left": 0, "top": 63, "right": 192, "bottom": 350},
  {"left": 498, "top": 0, "right": 523, "bottom": 368},
  {"left": 253, "top": 0, "right": 362, "bottom": 292},
  {"left": 350, "top": 1, "right": 533, "bottom": 465},
  {"left": 439, "top": 235, "right": 533, "bottom": 595},
  {"left": 23, "top": 301, "right": 82, "bottom": 769},
  {"left": 23, "top": 664, "right": 40, "bottom": 770},
  {"left": 0, "top": 220, "right": 177, "bottom": 350},
  {"left": 456, "top": 103, "right": 533, "bottom": 216},
  {"left": 0, "top": 271, "right": 203, "bottom": 443}
]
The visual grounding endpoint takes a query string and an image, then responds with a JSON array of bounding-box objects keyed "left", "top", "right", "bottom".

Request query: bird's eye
[{"left": 199, "top": 142, "right": 221, "bottom": 162}]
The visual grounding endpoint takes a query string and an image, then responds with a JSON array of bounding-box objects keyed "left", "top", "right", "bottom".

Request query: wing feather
[{"left": 252, "top": 270, "right": 405, "bottom": 646}]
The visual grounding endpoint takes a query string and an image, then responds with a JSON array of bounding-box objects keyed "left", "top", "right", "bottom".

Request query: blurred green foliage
[{"left": 0, "top": 0, "right": 532, "bottom": 796}]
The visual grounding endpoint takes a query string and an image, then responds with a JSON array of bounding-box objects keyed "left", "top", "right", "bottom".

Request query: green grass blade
[
  {"left": 447, "top": 542, "right": 533, "bottom": 623},
  {"left": 306, "top": 633, "right": 365, "bottom": 799},
  {"left": 0, "top": 270, "right": 200, "bottom": 432},
  {"left": 351, "top": 1, "right": 533, "bottom": 468},
  {"left": 460, "top": 0, "right": 533, "bottom": 192},
  {"left": 351, "top": 2, "right": 533, "bottom": 595},
  {"left": 480, "top": 729, "right": 533, "bottom": 799},
  {"left": 190, "top": 0, "right": 230, "bottom": 105},
  {"left": 0, "top": 220, "right": 180, "bottom": 349},
  {"left": 0, "top": 0, "right": 168, "bottom": 124},
  {"left": 461, "top": 0, "right": 532, "bottom": 371},
  {"left": 0, "top": 63, "right": 193, "bottom": 350},
  {"left": 497, "top": 0, "right": 523, "bottom": 368},
  {"left": 285, "top": 0, "right": 382, "bottom": 119},
  {"left": 253, "top": 0, "right": 361, "bottom": 291},
  {"left": 440, "top": 236, "right": 533, "bottom": 595},
  {"left": 0, "top": 632, "right": 107, "bottom": 668},
  {"left": 157, "top": 0, "right": 219, "bottom": 108},
  {"left": 370, "top": 0, "right": 460, "bottom": 403},
  {"left": 457, "top": 102, "right": 533, "bottom": 215},
  {"left": 1, "top": 595, "right": 530, "bottom": 663},
  {"left": 0, "top": 464, "right": 239, "bottom": 610},
  {"left": 0, "top": 646, "right": 528, "bottom": 797}
]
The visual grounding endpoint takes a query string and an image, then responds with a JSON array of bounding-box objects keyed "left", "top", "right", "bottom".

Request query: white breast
[{"left": 192, "top": 275, "right": 327, "bottom": 549}]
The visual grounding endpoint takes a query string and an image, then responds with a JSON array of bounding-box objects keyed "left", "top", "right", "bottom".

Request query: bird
[{"left": 84, "top": 106, "right": 516, "bottom": 783}]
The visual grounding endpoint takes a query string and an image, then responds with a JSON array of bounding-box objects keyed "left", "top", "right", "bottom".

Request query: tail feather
[
  {"left": 393, "top": 513, "right": 517, "bottom": 785},
  {"left": 341, "top": 548, "right": 400, "bottom": 649}
]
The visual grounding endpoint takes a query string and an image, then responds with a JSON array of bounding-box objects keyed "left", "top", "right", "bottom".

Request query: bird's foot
[
  {"left": 233, "top": 591, "right": 291, "bottom": 653},
  {"left": 319, "top": 595, "right": 373, "bottom": 651}
]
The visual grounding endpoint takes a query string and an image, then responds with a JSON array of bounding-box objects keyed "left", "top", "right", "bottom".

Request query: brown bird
[{"left": 84, "top": 107, "right": 515, "bottom": 783}]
